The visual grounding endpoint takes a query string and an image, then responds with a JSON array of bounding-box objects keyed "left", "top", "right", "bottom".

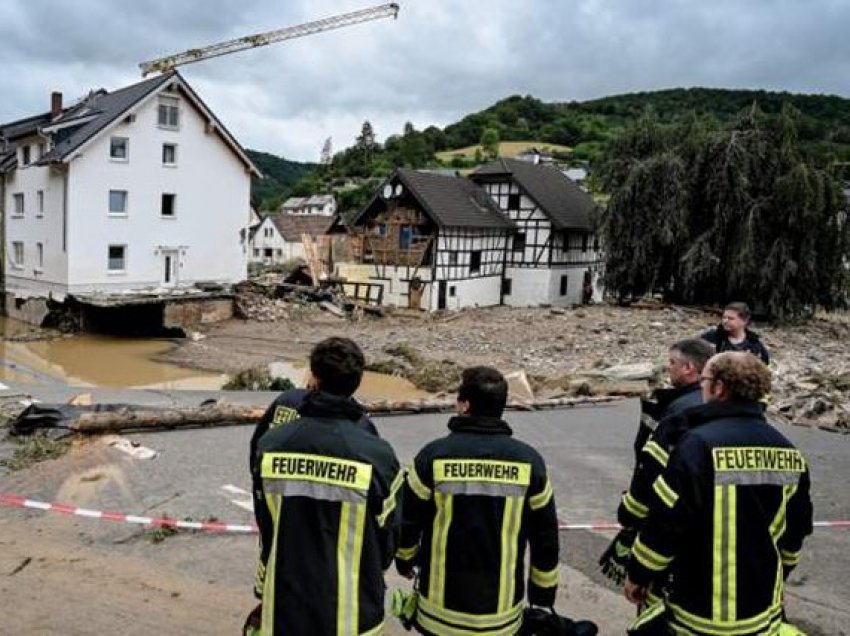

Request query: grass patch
[
  {"left": 436, "top": 140, "right": 572, "bottom": 162},
  {"left": 1, "top": 432, "right": 72, "bottom": 472}
]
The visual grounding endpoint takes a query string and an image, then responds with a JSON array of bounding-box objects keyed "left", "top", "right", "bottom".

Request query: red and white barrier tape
[
  {"left": 0, "top": 493, "right": 255, "bottom": 534},
  {"left": 2, "top": 493, "right": 848, "bottom": 534}
]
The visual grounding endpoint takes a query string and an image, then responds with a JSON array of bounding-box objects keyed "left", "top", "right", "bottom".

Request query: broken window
[{"left": 470, "top": 250, "right": 482, "bottom": 273}]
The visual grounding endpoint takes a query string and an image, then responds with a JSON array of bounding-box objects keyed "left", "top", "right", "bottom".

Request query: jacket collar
[
  {"left": 448, "top": 415, "right": 513, "bottom": 436},
  {"left": 299, "top": 390, "right": 366, "bottom": 422},
  {"left": 684, "top": 399, "right": 765, "bottom": 427},
  {"left": 653, "top": 382, "right": 701, "bottom": 407}
]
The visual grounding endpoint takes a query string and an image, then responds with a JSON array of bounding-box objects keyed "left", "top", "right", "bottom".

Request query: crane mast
[{"left": 139, "top": 3, "right": 399, "bottom": 76}]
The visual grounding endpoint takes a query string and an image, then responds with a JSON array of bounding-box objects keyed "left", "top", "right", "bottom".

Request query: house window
[
  {"left": 275, "top": 249, "right": 283, "bottom": 257},
  {"left": 11, "top": 242, "right": 24, "bottom": 267},
  {"left": 449, "top": 286, "right": 456, "bottom": 297},
  {"left": 21, "top": 145, "right": 30, "bottom": 166},
  {"left": 37, "top": 142, "right": 46, "bottom": 159},
  {"left": 593, "top": 235, "right": 600, "bottom": 251},
  {"left": 264, "top": 248, "right": 273, "bottom": 259},
  {"left": 399, "top": 226, "right": 413, "bottom": 249},
  {"left": 581, "top": 233, "right": 589, "bottom": 252},
  {"left": 110, "top": 137, "right": 129, "bottom": 160},
  {"left": 37, "top": 190, "right": 44, "bottom": 217},
  {"left": 107, "top": 245, "right": 126, "bottom": 272},
  {"left": 157, "top": 96, "right": 180, "bottom": 129},
  {"left": 13, "top": 193, "right": 24, "bottom": 216},
  {"left": 161, "top": 193, "right": 176, "bottom": 217},
  {"left": 253, "top": 248, "right": 260, "bottom": 257},
  {"left": 162, "top": 143, "right": 177, "bottom": 165},
  {"left": 513, "top": 232, "right": 526, "bottom": 252},
  {"left": 560, "top": 275, "right": 568, "bottom": 296},
  {"left": 448, "top": 252, "right": 458, "bottom": 265},
  {"left": 470, "top": 250, "right": 482, "bottom": 274},
  {"left": 507, "top": 193, "right": 520, "bottom": 211},
  {"left": 109, "top": 190, "right": 128, "bottom": 215},
  {"left": 264, "top": 227, "right": 273, "bottom": 238},
  {"left": 502, "top": 278, "right": 512, "bottom": 296},
  {"left": 36, "top": 242, "right": 44, "bottom": 269}
]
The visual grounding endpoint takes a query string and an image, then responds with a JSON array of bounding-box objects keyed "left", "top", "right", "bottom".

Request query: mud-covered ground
[{"left": 163, "top": 302, "right": 850, "bottom": 429}]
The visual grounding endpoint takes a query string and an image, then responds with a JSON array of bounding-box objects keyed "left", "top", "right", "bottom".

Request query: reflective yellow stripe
[
  {"left": 780, "top": 549, "right": 801, "bottom": 566},
  {"left": 416, "top": 608, "right": 522, "bottom": 636},
  {"left": 529, "top": 476, "right": 553, "bottom": 510},
  {"left": 498, "top": 495, "right": 523, "bottom": 611},
  {"left": 359, "top": 621, "right": 384, "bottom": 636},
  {"left": 428, "top": 490, "right": 453, "bottom": 605},
  {"left": 417, "top": 593, "right": 524, "bottom": 630},
  {"left": 396, "top": 544, "right": 420, "bottom": 561},
  {"left": 336, "top": 502, "right": 367, "bottom": 636},
  {"left": 529, "top": 564, "right": 559, "bottom": 588},
  {"left": 408, "top": 464, "right": 432, "bottom": 501},
  {"left": 669, "top": 597, "right": 782, "bottom": 635},
  {"left": 377, "top": 469, "right": 405, "bottom": 527},
  {"left": 622, "top": 490, "right": 649, "bottom": 519},
  {"left": 632, "top": 535, "right": 674, "bottom": 571},
  {"left": 254, "top": 560, "right": 265, "bottom": 597},
  {"left": 628, "top": 600, "right": 666, "bottom": 632},
  {"left": 261, "top": 494, "right": 282, "bottom": 635},
  {"left": 712, "top": 485, "right": 738, "bottom": 623},
  {"left": 262, "top": 452, "right": 372, "bottom": 491},
  {"left": 643, "top": 440, "right": 670, "bottom": 467},
  {"left": 653, "top": 475, "right": 679, "bottom": 509},
  {"left": 434, "top": 459, "right": 531, "bottom": 485}
]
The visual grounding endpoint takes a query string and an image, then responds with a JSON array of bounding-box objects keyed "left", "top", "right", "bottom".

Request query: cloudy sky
[{"left": 2, "top": 0, "right": 849, "bottom": 162}]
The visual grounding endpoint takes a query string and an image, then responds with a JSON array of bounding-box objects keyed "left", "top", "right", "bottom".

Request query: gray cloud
[{"left": 2, "top": 0, "right": 849, "bottom": 161}]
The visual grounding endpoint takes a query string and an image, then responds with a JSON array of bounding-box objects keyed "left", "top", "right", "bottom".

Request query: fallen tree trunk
[{"left": 65, "top": 395, "right": 626, "bottom": 434}]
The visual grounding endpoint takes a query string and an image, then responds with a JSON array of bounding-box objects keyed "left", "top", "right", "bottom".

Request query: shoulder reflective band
[
  {"left": 433, "top": 459, "right": 531, "bottom": 486},
  {"left": 713, "top": 447, "right": 806, "bottom": 486},
  {"left": 261, "top": 453, "right": 372, "bottom": 491},
  {"left": 271, "top": 405, "right": 299, "bottom": 426},
  {"left": 407, "top": 464, "right": 432, "bottom": 501},
  {"left": 529, "top": 477, "right": 553, "bottom": 510}
]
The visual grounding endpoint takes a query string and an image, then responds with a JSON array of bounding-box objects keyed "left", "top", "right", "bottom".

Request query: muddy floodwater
[{"left": 0, "top": 317, "right": 428, "bottom": 400}]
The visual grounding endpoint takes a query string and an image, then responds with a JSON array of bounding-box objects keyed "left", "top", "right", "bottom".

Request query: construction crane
[{"left": 139, "top": 3, "right": 400, "bottom": 76}]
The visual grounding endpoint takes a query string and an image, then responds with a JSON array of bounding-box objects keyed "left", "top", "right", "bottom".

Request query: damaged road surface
[{"left": 1, "top": 401, "right": 849, "bottom": 635}]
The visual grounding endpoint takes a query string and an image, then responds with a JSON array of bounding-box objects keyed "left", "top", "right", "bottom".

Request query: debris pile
[{"left": 366, "top": 342, "right": 463, "bottom": 393}]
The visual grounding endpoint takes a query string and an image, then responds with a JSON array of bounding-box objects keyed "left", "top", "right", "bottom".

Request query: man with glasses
[{"left": 624, "top": 352, "right": 812, "bottom": 635}]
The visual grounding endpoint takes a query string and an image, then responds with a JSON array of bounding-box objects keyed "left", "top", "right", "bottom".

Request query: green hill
[{"left": 246, "top": 149, "right": 316, "bottom": 211}]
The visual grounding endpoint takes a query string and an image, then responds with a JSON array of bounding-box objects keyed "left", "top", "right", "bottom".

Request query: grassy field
[{"left": 436, "top": 140, "right": 571, "bottom": 162}]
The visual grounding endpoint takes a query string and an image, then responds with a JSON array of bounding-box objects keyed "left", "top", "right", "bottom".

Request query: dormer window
[{"left": 158, "top": 96, "right": 180, "bottom": 129}]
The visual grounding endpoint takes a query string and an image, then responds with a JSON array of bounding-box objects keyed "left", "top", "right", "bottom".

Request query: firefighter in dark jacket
[
  {"left": 600, "top": 339, "right": 713, "bottom": 587},
  {"left": 250, "top": 337, "right": 403, "bottom": 636},
  {"left": 395, "top": 366, "right": 560, "bottom": 636},
  {"left": 625, "top": 352, "right": 813, "bottom": 635},
  {"left": 701, "top": 301, "right": 770, "bottom": 365}
]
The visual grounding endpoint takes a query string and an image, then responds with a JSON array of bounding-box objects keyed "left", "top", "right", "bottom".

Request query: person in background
[{"left": 701, "top": 301, "right": 770, "bottom": 364}]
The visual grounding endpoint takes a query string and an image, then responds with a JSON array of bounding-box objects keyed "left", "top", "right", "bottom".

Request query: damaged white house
[{"left": 0, "top": 71, "right": 259, "bottom": 326}]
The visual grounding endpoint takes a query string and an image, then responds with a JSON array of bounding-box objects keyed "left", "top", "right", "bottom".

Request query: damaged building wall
[{"left": 163, "top": 298, "right": 233, "bottom": 328}]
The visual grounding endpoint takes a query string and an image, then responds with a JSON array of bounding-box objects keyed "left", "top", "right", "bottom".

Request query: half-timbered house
[
  {"left": 337, "top": 169, "right": 514, "bottom": 310},
  {"left": 471, "top": 158, "right": 603, "bottom": 306}
]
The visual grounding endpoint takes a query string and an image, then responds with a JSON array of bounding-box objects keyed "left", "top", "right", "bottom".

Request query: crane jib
[{"left": 139, "top": 3, "right": 400, "bottom": 76}]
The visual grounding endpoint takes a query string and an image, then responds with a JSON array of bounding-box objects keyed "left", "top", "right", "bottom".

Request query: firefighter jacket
[
  {"left": 626, "top": 400, "right": 813, "bottom": 636},
  {"left": 253, "top": 391, "right": 403, "bottom": 636},
  {"left": 701, "top": 326, "right": 770, "bottom": 365},
  {"left": 395, "top": 415, "right": 560, "bottom": 636},
  {"left": 620, "top": 383, "right": 703, "bottom": 528}
]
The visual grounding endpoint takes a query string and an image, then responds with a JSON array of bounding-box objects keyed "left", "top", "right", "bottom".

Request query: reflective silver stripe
[
  {"left": 263, "top": 478, "right": 367, "bottom": 503},
  {"left": 428, "top": 491, "right": 453, "bottom": 605},
  {"left": 337, "top": 502, "right": 367, "bottom": 636},
  {"left": 262, "top": 495, "right": 283, "bottom": 635},
  {"left": 720, "top": 485, "right": 731, "bottom": 622},
  {"left": 499, "top": 495, "right": 523, "bottom": 611},
  {"left": 640, "top": 413, "right": 660, "bottom": 431},
  {"left": 435, "top": 481, "right": 527, "bottom": 498},
  {"left": 715, "top": 470, "right": 801, "bottom": 486}
]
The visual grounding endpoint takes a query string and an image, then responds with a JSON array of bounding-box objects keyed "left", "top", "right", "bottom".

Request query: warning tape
[{"left": 2, "top": 493, "right": 849, "bottom": 534}]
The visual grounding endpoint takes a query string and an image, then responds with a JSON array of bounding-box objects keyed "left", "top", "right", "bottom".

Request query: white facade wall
[
  {"left": 4, "top": 141, "right": 69, "bottom": 295},
  {"left": 64, "top": 91, "right": 249, "bottom": 293},
  {"left": 430, "top": 275, "right": 502, "bottom": 311},
  {"left": 367, "top": 266, "right": 433, "bottom": 309}
]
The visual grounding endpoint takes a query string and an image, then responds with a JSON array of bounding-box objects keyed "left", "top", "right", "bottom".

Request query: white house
[
  {"left": 248, "top": 212, "right": 333, "bottom": 266},
  {"left": 471, "top": 158, "right": 603, "bottom": 306},
  {"left": 279, "top": 194, "right": 336, "bottom": 216},
  {"left": 0, "top": 71, "right": 259, "bottom": 322}
]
